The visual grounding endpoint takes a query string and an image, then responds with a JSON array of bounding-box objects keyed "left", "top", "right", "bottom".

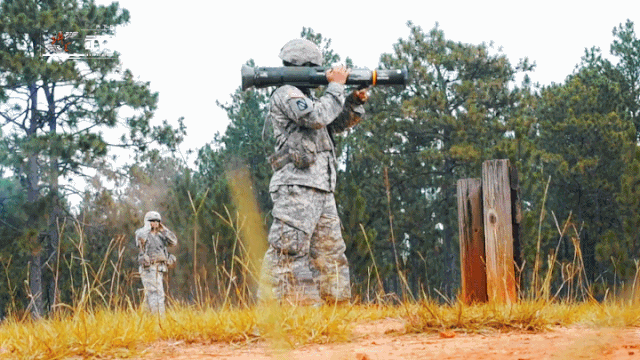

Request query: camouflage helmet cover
[
  {"left": 278, "top": 39, "right": 323, "bottom": 66},
  {"left": 144, "top": 211, "right": 161, "bottom": 223}
]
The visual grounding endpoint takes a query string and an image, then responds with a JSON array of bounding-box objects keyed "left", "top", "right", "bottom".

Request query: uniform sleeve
[
  {"left": 134, "top": 228, "right": 148, "bottom": 248},
  {"left": 328, "top": 91, "right": 366, "bottom": 134},
  {"left": 160, "top": 228, "right": 178, "bottom": 247},
  {"left": 274, "top": 83, "right": 346, "bottom": 129}
]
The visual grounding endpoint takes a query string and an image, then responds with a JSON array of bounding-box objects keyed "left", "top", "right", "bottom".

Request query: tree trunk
[
  {"left": 47, "top": 170, "right": 62, "bottom": 311},
  {"left": 442, "top": 158, "right": 457, "bottom": 297},
  {"left": 26, "top": 83, "right": 45, "bottom": 318},
  {"left": 27, "top": 156, "right": 45, "bottom": 318},
  {"left": 47, "top": 84, "right": 62, "bottom": 312},
  {"left": 29, "top": 253, "right": 43, "bottom": 318}
]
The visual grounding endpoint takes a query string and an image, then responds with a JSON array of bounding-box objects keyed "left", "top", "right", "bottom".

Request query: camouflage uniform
[
  {"left": 260, "top": 67, "right": 365, "bottom": 305},
  {"left": 135, "top": 211, "right": 177, "bottom": 315}
]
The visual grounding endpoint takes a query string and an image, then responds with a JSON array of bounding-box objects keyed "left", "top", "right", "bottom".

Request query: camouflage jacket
[
  {"left": 135, "top": 227, "right": 177, "bottom": 264},
  {"left": 267, "top": 82, "right": 365, "bottom": 192}
]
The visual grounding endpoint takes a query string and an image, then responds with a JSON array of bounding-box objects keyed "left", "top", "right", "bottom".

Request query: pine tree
[
  {"left": 533, "top": 50, "right": 635, "bottom": 290},
  {"left": 0, "top": 0, "right": 184, "bottom": 316},
  {"left": 343, "top": 22, "right": 534, "bottom": 297}
]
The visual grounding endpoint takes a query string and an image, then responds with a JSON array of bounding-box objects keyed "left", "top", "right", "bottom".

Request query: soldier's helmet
[
  {"left": 279, "top": 39, "right": 323, "bottom": 66},
  {"left": 144, "top": 211, "right": 161, "bottom": 224}
]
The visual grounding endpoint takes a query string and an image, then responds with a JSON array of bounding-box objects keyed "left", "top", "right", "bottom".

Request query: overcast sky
[{"left": 95, "top": 0, "right": 638, "bottom": 161}]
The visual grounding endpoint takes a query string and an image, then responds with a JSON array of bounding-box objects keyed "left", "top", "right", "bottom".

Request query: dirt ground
[{"left": 137, "top": 319, "right": 640, "bottom": 360}]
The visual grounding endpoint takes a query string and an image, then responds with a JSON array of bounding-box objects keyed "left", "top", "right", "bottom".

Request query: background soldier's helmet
[
  {"left": 144, "top": 211, "right": 161, "bottom": 224},
  {"left": 279, "top": 39, "right": 323, "bottom": 67}
]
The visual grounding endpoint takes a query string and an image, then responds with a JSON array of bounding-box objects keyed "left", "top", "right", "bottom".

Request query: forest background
[{"left": 1, "top": 0, "right": 640, "bottom": 319}]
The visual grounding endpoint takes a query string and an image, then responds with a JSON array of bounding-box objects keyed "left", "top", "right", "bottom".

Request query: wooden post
[
  {"left": 457, "top": 179, "right": 488, "bottom": 304},
  {"left": 482, "top": 159, "right": 517, "bottom": 303}
]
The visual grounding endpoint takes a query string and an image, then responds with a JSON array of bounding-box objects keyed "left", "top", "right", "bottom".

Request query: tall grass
[
  {"left": 0, "top": 301, "right": 384, "bottom": 358},
  {"left": 404, "top": 299, "right": 640, "bottom": 334},
  {"left": 2, "top": 300, "right": 639, "bottom": 359}
]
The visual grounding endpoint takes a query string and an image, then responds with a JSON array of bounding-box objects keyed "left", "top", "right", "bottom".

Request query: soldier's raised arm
[
  {"left": 330, "top": 87, "right": 368, "bottom": 134},
  {"left": 159, "top": 223, "right": 177, "bottom": 247}
]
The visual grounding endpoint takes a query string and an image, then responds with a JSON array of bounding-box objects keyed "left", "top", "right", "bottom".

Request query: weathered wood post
[
  {"left": 457, "top": 179, "right": 488, "bottom": 304},
  {"left": 482, "top": 159, "right": 517, "bottom": 303}
]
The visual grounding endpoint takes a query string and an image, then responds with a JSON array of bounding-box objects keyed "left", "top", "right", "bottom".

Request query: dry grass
[
  {"left": 0, "top": 303, "right": 374, "bottom": 359},
  {"left": 403, "top": 299, "right": 640, "bottom": 334},
  {"left": 2, "top": 300, "right": 640, "bottom": 359},
  {"left": 0, "top": 308, "right": 147, "bottom": 359}
]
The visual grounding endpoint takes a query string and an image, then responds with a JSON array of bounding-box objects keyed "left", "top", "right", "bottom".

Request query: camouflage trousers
[
  {"left": 259, "top": 185, "right": 351, "bottom": 305},
  {"left": 139, "top": 264, "right": 167, "bottom": 315}
]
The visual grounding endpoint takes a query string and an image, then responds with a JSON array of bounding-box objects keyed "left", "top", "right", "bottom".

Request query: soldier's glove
[
  {"left": 349, "top": 87, "right": 369, "bottom": 105},
  {"left": 138, "top": 254, "right": 151, "bottom": 267},
  {"left": 167, "top": 254, "right": 177, "bottom": 268}
]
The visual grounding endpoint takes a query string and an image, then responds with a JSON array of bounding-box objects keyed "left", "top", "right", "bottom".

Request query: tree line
[{"left": 1, "top": 0, "right": 639, "bottom": 318}]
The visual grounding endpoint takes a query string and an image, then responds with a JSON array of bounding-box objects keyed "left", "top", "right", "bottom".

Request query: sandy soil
[{"left": 136, "top": 319, "right": 640, "bottom": 360}]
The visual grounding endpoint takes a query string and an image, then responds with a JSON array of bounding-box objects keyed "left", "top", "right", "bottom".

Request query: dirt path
[{"left": 137, "top": 319, "right": 640, "bottom": 360}]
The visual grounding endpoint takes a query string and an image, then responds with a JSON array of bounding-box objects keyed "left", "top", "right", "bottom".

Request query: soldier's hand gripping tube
[{"left": 241, "top": 65, "right": 409, "bottom": 91}]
